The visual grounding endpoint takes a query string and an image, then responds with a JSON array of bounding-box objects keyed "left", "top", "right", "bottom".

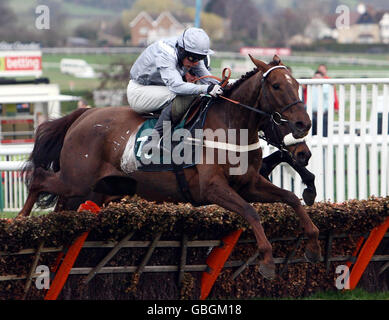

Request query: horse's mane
[
  {"left": 222, "top": 60, "right": 284, "bottom": 96},
  {"left": 223, "top": 68, "right": 259, "bottom": 96}
]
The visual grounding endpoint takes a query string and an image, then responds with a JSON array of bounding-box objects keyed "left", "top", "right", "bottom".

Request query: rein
[
  {"left": 196, "top": 66, "right": 304, "bottom": 126},
  {"left": 193, "top": 66, "right": 306, "bottom": 155}
]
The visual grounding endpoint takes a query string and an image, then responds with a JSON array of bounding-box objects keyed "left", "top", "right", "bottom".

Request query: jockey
[{"left": 127, "top": 27, "right": 223, "bottom": 152}]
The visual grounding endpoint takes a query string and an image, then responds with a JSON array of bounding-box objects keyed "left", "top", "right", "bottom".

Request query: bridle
[
  {"left": 192, "top": 66, "right": 306, "bottom": 157},
  {"left": 219, "top": 65, "right": 305, "bottom": 157},
  {"left": 260, "top": 65, "right": 304, "bottom": 125},
  {"left": 259, "top": 126, "right": 305, "bottom": 158},
  {"left": 214, "top": 65, "right": 305, "bottom": 127}
]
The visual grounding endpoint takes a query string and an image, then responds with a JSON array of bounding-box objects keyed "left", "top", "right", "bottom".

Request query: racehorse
[
  {"left": 260, "top": 122, "right": 316, "bottom": 205},
  {"left": 18, "top": 55, "right": 321, "bottom": 279}
]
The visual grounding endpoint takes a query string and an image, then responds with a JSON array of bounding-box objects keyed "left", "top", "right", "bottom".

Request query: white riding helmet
[{"left": 177, "top": 28, "right": 215, "bottom": 56}]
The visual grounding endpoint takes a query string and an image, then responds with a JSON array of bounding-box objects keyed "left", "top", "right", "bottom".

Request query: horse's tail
[{"left": 23, "top": 108, "right": 89, "bottom": 208}]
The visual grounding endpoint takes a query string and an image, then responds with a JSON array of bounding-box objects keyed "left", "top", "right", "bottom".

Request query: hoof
[
  {"left": 259, "top": 263, "right": 276, "bottom": 280},
  {"left": 304, "top": 249, "right": 321, "bottom": 264},
  {"left": 302, "top": 188, "right": 316, "bottom": 206}
]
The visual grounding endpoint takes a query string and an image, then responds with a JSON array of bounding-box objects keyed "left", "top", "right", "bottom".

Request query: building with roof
[
  {"left": 379, "top": 12, "right": 389, "bottom": 43},
  {"left": 129, "top": 11, "right": 192, "bottom": 46},
  {"left": 337, "top": 4, "right": 389, "bottom": 44}
]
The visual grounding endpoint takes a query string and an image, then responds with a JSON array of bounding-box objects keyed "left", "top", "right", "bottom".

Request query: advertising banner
[{"left": 0, "top": 51, "right": 42, "bottom": 77}]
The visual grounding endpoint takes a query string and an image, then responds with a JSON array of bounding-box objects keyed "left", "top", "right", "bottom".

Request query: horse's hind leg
[
  {"left": 18, "top": 190, "right": 40, "bottom": 217},
  {"left": 18, "top": 167, "right": 87, "bottom": 217},
  {"left": 244, "top": 174, "right": 321, "bottom": 264},
  {"left": 54, "top": 196, "right": 67, "bottom": 212},
  {"left": 18, "top": 168, "right": 49, "bottom": 217}
]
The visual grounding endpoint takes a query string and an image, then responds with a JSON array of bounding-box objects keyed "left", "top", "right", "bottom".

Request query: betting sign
[{"left": 0, "top": 51, "right": 42, "bottom": 77}]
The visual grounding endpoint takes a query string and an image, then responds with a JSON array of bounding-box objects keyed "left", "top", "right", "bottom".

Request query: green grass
[
  {"left": 42, "top": 53, "right": 138, "bottom": 92},
  {"left": 0, "top": 210, "right": 49, "bottom": 219},
  {"left": 290, "top": 50, "right": 389, "bottom": 60},
  {"left": 41, "top": 51, "right": 389, "bottom": 92},
  {"left": 251, "top": 288, "right": 389, "bottom": 300},
  {"left": 43, "top": 53, "right": 138, "bottom": 65},
  {"left": 0, "top": 211, "right": 17, "bottom": 219},
  {"left": 43, "top": 67, "right": 100, "bottom": 92},
  {"left": 60, "top": 1, "right": 116, "bottom": 17},
  {"left": 302, "top": 288, "right": 389, "bottom": 300}
]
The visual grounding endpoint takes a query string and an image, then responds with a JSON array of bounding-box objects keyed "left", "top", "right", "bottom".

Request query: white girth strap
[{"left": 185, "top": 137, "right": 261, "bottom": 152}]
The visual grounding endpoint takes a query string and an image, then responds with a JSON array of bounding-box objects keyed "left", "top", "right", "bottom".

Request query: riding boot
[{"left": 143, "top": 103, "right": 173, "bottom": 154}]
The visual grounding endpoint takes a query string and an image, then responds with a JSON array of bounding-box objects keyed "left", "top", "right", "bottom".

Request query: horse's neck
[{"left": 214, "top": 71, "right": 263, "bottom": 143}]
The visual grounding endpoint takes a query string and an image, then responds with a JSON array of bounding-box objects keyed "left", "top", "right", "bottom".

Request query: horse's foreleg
[
  {"left": 284, "top": 157, "right": 317, "bottom": 206},
  {"left": 298, "top": 167, "right": 317, "bottom": 206},
  {"left": 201, "top": 174, "right": 275, "bottom": 279},
  {"left": 244, "top": 175, "right": 321, "bottom": 263},
  {"left": 260, "top": 151, "right": 317, "bottom": 206},
  {"left": 260, "top": 151, "right": 283, "bottom": 179}
]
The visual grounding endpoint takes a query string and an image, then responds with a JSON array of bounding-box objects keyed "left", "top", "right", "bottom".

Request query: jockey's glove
[{"left": 207, "top": 84, "right": 224, "bottom": 97}]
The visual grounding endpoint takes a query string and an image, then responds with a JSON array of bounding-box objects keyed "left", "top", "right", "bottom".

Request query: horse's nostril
[
  {"left": 295, "top": 121, "right": 306, "bottom": 131},
  {"left": 297, "top": 152, "right": 306, "bottom": 160}
]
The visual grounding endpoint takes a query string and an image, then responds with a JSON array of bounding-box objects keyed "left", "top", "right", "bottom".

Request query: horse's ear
[
  {"left": 272, "top": 55, "right": 282, "bottom": 65},
  {"left": 248, "top": 54, "right": 268, "bottom": 71}
]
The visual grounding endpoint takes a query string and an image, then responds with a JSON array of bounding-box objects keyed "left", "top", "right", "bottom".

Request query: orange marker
[
  {"left": 348, "top": 217, "right": 389, "bottom": 290},
  {"left": 44, "top": 201, "right": 100, "bottom": 300},
  {"left": 200, "top": 229, "right": 242, "bottom": 300}
]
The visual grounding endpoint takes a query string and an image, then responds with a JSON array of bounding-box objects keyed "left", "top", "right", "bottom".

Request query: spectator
[
  {"left": 317, "top": 64, "right": 339, "bottom": 111},
  {"left": 310, "top": 70, "right": 329, "bottom": 137}
]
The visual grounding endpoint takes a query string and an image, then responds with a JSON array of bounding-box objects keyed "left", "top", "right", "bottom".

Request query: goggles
[{"left": 186, "top": 52, "right": 206, "bottom": 63}]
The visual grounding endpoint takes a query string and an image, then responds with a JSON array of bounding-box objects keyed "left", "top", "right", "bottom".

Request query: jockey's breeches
[{"left": 127, "top": 80, "right": 176, "bottom": 113}]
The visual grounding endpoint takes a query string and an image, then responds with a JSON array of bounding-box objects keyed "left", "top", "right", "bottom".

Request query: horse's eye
[{"left": 272, "top": 83, "right": 280, "bottom": 90}]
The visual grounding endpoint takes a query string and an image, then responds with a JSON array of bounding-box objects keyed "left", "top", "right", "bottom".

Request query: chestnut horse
[{"left": 18, "top": 55, "right": 321, "bottom": 279}]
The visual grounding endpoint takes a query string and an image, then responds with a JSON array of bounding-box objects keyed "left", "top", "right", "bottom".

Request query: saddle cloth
[{"left": 121, "top": 97, "right": 211, "bottom": 173}]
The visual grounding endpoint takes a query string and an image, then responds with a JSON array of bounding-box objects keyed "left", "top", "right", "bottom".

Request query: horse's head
[
  {"left": 249, "top": 54, "right": 311, "bottom": 139},
  {"left": 292, "top": 142, "right": 311, "bottom": 167},
  {"left": 262, "top": 121, "right": 311, "bottom": 167}
]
